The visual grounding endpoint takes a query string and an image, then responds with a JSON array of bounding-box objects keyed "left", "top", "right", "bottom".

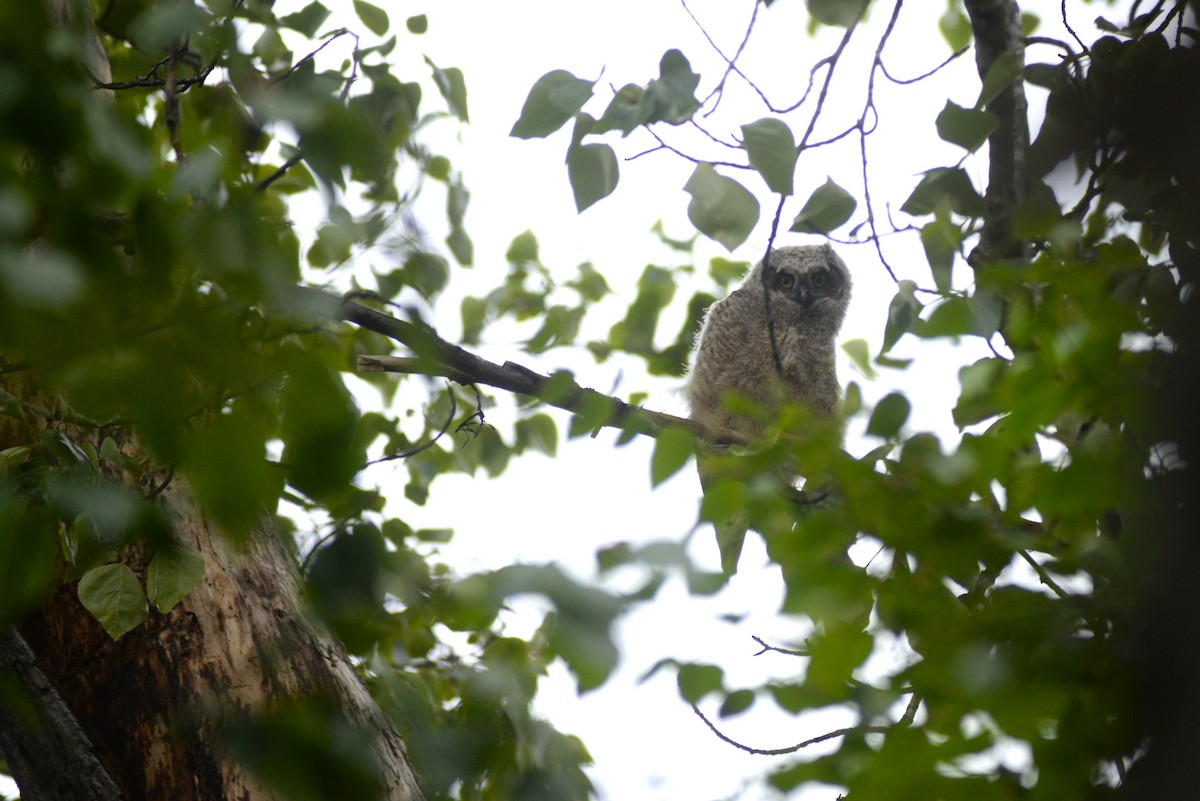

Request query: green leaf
[
  {"left": 920, "top": 214, "right": 961, "bottom": 292},
  {"left": 842, "top": 338, "right": 877, "bottom": 379},
  {"left": 461, "top": 296, "right": 487, "bottom": 344},
  {"left": 414, "top": 528, "right": 453, "bottom": 543},
  {"left": 977, "top": 50, "right": 1023, "bottom": 108},
  {"left": 684, "top": 163, "right": 759, "bottom": 251},
  {"left": 806, "top": 0, "right": 868, "bottom": 27},
  {"left": 741, "top": 118, "right": 797, "bottom": 195},
  {"left": 882, "top": 280, "right": 922, "bottom": 352},
  {"left": 353, "top": 0, "right": 389, "bottom": 35},
  {"left": 935, "top": 101, "right": 997, "bottom": 152},
  {"left": 510, "top": 70, "right": 595, "bottom": 139},
  {"left": 280, "top": 1, "right": 331, "bottom": 37},
  {"left": 789, "top": 178, "right": 856, "bottom": 234},
  {"left": 644, "top": 49, "right": 702, "bottom": 125},
  {"left": 405, "top": 14, "right": 427, "bottom": 33},
  {"left": 78, "top": 564, "right": 148, "bottom": 640},
  {"left": 594, "top": 50, "right": 702, "bottom": 134},
  {"left": 901, "top": 168, "right": 986, "bottom": 218},
  {"left": 281, "top": 358, "right": 363, "bottom": 501},
  {"left": 719, "top": 689, "right": 756, "bottom": 717},
  {"left": 147, "top": 546, "right": 205, "bottom": 612},
  {"left": 805, "top": 622, "right": 872, "bottom": 695},
  {"left": 515, "top": 414, "right": 558, "bottom": 457},
  {"left": 866, "top": 392, "right": 910, "bottom": 438},
  {"left": 506, "top": 230, "right": 539, "bottom": 263},
  {"left": 650, "top": 426, "right": 694, "bottom": 487},
  {"left": 677, "top": 663, "right": 724, "bottom": 703},
  {"left": 426, "top": 58, "right": 468, "bottom": 122},
  {"left": 445, "top": 178, "right": 473, "bottom": 264},
  {"left": 567, "top": 140, "right": 619, "bottom": 212},
  {"left": 939, "top": 8, "right": 972, "bottom": 51}
]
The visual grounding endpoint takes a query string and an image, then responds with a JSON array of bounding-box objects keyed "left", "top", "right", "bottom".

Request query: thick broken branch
[{"left": 283, "top": 285, "right": 747, "bottom": 446}]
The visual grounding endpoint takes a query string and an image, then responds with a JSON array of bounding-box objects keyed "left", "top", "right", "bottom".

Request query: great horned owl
[
  {"left": 687, "top": 243, "right": 852, "bottom": 437},
  {"left": 686, "top": 243, "right": 851, "bottom": 574}
]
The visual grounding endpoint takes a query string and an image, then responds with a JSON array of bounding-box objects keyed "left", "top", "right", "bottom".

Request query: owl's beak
[{"left": 796, "top": 287, "right": 814, "bottom": 308}]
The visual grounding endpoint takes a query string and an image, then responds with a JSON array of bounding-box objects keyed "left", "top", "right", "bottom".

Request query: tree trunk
[
  {"left": 0, "top": 3, "right": 425, "bottom": 799},
  {"left": 964, "top": 0, "right": 1030, "bottom": 262},
  {"left": 0, "top": 385, "right": 424, "bottom": 801}
]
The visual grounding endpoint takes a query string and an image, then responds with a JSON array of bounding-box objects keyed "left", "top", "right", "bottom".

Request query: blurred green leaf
[
  {"left": 511, "top": 69, "right": 594, "bottom": 139},
  {"left": 920, "top": 213, "right": 961, "bottom": 291},
  {"left": 935, "top": 101, "right": 996, "bottom": 152},
  {"left": 650, "top": 425, "right": 694, "bottom": 487},
  {"left": 790, "top": 178, "right": 856, "bottom": 234},
  {"left": 882, "top": 280, "right": 923, "bottom": 352},
  {"left": 741, "top": 118, "right": 797, "bottom": 195},
  {"left": 353, "top": 0, "right": 389, "bottom": 35},
  {"left": 684, "top": 164, "right": 759, "bottom": 251},
  {"left": 78, "top": 563, "right": 148, "bottom": 640},
  {"left": 902, "top": 168, "right": 986, "bottom": 217},
  {"left": 867, "top": 392, "right": 911, "bottom": 438},
  {"left": 939, "top": 8, "right": 972, "bottom": 50},
  {"left": 567, "top": 129, "right": 619, "bottom": 213},
  {"left": 806, "top": 0, "right": 868, "bottom": 27},
  {"left": 147, "top": 546, "right": 205, "bottom": 612},
  {"left": 426, "top": 57, "right": 468, "bottom": 122},
  {"left": 719, "top": 688, "right": 756, "bottom": 718},
  {"left": 280, "top": 2, "right": 331, "bottom": 36},
  {"left": 677, "top": 663, "right": 724, "bottom": 703}
]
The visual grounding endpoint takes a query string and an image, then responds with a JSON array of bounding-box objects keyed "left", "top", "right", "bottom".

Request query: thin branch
[
  {"left": 751, "top": 635, "right": 809, "bottom": 657},
  {"left": 364, "top": 381, "right": 459, "bottom": 466},
  {"left": 760, "top": 196, "right": 788, "bottom": 377},
  {"left": 683, "top": 0, "right": 760, "bottom": 116},
  {"left": 256, "top": 153, "right": 305, "bottom": 192},
  {"left": 880, "top": 45, "right": 970, "bottom": 85},
  {"left": 627, "top": 128, "right": 749, "bottom": 169},
  {"left": 270, "top": 28, "right": 357, "bottom": 86},
  {"left": 899, "top": 692, "right": 922, "bottom": 725},
  {"left": 1017, "top": 549, "right": 1070, "bottom": 598},
  {"left": 1061, "top": 0, "right": 1089, "bottom": 56},
  {"left": 691, "top": 705, "right": 887, "bottom": 756},
  {"left": 281, "top": 287, "right": 744, "bottom": 446},
  {"left": 795, "top": 18, "right": 861, "bottom": 148},
  {"left": 857, "top": 0, "right": 906, "bottom": 284}
]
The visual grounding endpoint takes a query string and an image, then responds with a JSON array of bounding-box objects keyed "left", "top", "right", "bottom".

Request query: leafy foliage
[{"left": 1, "top": 1, "right": 1195, "bottom": 800}]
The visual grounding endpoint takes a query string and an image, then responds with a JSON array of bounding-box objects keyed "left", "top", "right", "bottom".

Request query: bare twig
[
  {"left": 880, "top": 45, "right": 970, "bottom": 85},
  {"left": 281, "top": 285, "right": 743, "bottom": 441},
  {"left": 760, "top": 197, "right": 789, "bottom": 377},
  {"left": 364, "top": 381, "right": 458, "bottom": 466},
  {"left": 751, "top": 635, "right": 809, "bottom": 657},
  {"left": 1017, "top": 549, "right": 1070, "bottom": 598},
  {"left": 691, "top": 705, "right": 887, "bottom": 756},
  {"left": 256, "top": 153, "right": 305, "bottom": 192},
  {"left": 795, "top": 18, "right": 861, "bottom": 148},
  {"left": 683, "top": 0, "right": 760, "bottom": 116},
  {"left": 857, "top": 0, "right": 906, "bottom": 284}
]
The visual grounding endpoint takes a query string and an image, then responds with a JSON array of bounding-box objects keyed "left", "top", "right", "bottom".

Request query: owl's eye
[
  {"left": 778, "top": 274, "right": 796, "bottom": 290},
  {"left": 811, "top": 270, "right": 828, "bottom": 288}
]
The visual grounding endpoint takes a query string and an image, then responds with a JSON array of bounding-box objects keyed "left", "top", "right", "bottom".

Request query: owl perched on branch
[
  {"left": 686, "top": 243, "right": 852, "bottom": 572},
  {"left": 687, "top": 243, "right": 852, "bottom": 437}
]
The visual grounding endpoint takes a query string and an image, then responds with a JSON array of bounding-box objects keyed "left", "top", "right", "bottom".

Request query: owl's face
[{"left": 762, "top": 244, "right": 851, "bottom": 315}]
